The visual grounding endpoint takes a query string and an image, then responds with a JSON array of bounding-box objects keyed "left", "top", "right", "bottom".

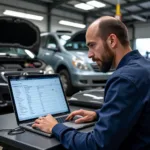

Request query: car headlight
[
  {"left": 72, "top": 57, "right": 91, "bottom": 71},
  {"left": 44, "top": 65, "right": 54, "bottom": 74}
]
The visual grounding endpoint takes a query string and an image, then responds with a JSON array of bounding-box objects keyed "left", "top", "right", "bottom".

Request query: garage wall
[
  {"left": 126, "top": 22, "right": 150, "bottom": 40},
  {"left": 50, "top": 9, "right": 84, "bottom": 33},
  {"left": 0, "top": 0, "right": 48, "bottom": 32},
  {"left": 135, "top": 23, "right": 150, "bottom": 38},
  {"left": 50, "top": 18, "right": 150, "bottom": 39},
  {"left": 0, "top": 1, "right": 85, "bottom": 33},
  {"left": 128, "top": 27, "right": 133, "bottom": 40}
]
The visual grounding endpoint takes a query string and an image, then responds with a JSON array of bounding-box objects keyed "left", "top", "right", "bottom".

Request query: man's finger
[
  {"left": 66, "top": 111, "right": 79, "bottom": 120},
  {"left": 34, "top": 119, "right": 42, "bottom": 124},
  {"left": 66, "top": 113, "right": 74, "bottom": 120},
  {"left": 66, "top": 109, "right": 85, "bottom": 121},
  {"left": 66, "top": 111, "right": 77, "bottom": 120},
  {"left": 32, "top": 123, "right": 41, "bottom": 129},
  {"left": 75, "top": 117, "right": 87, "bottom": 124}
]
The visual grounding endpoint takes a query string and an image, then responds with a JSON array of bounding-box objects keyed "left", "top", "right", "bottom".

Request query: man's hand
[
  {"left": 66, "top": 109, "right": 97, "bottom": 124},
  {"left": 32, "top": 114, "right": 58, "bottom": 133}
]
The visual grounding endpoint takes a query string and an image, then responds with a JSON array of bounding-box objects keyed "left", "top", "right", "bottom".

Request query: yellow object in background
[
  {"left": 116, "top": 4, "right": 121, "bottom": 16},
  {"left": 115, "top": 3, "right": 122, "bottom": 20}
]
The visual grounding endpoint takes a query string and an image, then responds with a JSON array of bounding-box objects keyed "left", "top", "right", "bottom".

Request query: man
[{"left": 33, "top": 16, "right": 150, "bottom": 150}]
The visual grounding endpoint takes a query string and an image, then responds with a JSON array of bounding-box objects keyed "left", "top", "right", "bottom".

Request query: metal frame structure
[{"left": 20, "top": 0, "right": 150, "bottom": 25}]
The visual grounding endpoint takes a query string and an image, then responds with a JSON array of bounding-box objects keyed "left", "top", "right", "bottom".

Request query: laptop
[{"left": 8, "top": 74, "right": 95, "bottom": 137}]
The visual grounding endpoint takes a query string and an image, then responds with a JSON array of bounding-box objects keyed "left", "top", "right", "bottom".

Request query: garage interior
[
  {"left": 0, "top": 0, "right": 149, "bottom": 37},
  {"left": 0, "top": 0, "right": 150, "bottom": 150}
]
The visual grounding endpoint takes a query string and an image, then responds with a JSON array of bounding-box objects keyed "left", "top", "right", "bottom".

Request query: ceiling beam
[
  {"left": 20, "top": 0, "right": 48, "bottom": 6},
  {"left": 39, "top": 0, "right": 53, "bottom": 3},
  {"left": 124, "top": 15, "right": 150, "bottom": 25},
  {"left": 49, "top": 0, "right": 72, "bottom": 8},
  {"left": 124, "top": 8, "right": 150, "bottom": 17},
  {"left": 124, "top": 0, "right": 145, "bottom": 11}
]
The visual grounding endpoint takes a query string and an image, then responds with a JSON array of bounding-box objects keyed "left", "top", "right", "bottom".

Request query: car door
[{"left": 39, "top": 34, "right": 59, "bottom": 68}]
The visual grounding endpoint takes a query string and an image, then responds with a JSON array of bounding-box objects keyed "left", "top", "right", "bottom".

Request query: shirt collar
[{"left": 116, "top": 50, "right": 141, "bottom": 70}]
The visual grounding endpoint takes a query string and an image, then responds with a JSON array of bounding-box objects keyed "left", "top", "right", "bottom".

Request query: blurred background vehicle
[
  {"left": 68, "top": 87, "right": 104, "bottom": 109},
  {"left": 38, "top": 30, "right": 113, "bottom": 96},
  {"left": 0, "top": 47, "right": 54, "bottom": 114}
]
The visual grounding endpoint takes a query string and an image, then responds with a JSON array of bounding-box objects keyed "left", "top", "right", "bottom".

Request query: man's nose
[{"left": 88, "top": 51, "right": 94, "bottom": 58}]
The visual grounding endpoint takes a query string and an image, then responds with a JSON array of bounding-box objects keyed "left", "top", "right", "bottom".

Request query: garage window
[{"left": 135, "top": 38, "right": 150, "bottom": 58}]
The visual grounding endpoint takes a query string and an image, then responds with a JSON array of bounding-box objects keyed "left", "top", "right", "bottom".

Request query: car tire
[{"left": 59, "top": 69, "right": 76, "bottom": 96}]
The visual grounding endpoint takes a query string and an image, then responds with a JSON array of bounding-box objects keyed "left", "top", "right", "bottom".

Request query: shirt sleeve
[
  {"left": 94, "top": 109, "right": 100, "bottom": 120},
  {"left": 52, "top": 76, "right": 143, "bottom": 150}
]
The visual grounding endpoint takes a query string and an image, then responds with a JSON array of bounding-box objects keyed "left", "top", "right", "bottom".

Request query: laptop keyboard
[
  {"left": 27, "top": 116, "right": 68, "bottom": 127},
  {"left": 56, "top": 116, "right": 68, "bottom": 123},
  {"left": 27, "top": 115, "right": 82, "bottom": 130}
]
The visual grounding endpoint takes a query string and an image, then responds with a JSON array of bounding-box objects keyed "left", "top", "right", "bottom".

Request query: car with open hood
[
  {"left": 0, "top": 16, "right": 54, "bottom": 113},
  {"left": 38, "top": 30, "right": 113, "bottom": 96}
]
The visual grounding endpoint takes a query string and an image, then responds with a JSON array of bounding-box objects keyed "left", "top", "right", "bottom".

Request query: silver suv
[{"left": 38, "top": 30, "right": 113, "bottom": 96}]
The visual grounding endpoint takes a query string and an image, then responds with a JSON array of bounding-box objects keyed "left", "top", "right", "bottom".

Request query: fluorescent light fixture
[
  {"left": 131, "top": 15, "right": 146, "bottom": 22},
  {"left": 75, "top": 3, "right": 94, "bottom": 10},
  {"left": 59, "top": 20, "right": 86, "bottom": 29},
  {"left": 87, "top": 0, "right": 106, "bottom": 8},
  {"left": 3, "top": 10, "right": 44, "bottom": 21}
]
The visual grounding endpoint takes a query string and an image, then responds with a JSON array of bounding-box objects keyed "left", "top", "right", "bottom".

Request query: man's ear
[{"left": 107, "top": 34, "right": 117, "bottom": 48}]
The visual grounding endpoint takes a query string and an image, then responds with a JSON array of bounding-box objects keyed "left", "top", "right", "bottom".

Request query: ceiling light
[
  {"left": 87, "top": 0, "right": 106, "bottom": 8},
  {"left": 75, "top": 3, "right": 94, "bottom": 10},
  {"left": 131, "top": 15, "right": 146, "bottom": 22},
  {"left": 3, "top": 10, "right": 44, "bottom": 21},
  {"left": 59, "top": 20, "right": 86, "bottom": 29}
]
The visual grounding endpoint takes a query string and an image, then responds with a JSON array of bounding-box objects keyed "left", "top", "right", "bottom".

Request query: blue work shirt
[{"left": 52, "top": 50, "right": 150, "bottom": 150}]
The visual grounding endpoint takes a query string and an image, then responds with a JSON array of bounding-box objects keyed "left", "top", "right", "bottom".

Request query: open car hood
[{"left": 0, "top": 16, "right": 40, "bottom": 55}]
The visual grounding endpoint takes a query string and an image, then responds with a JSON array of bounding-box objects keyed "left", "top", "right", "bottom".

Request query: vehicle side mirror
[{"left": 47, "top": 44, "right": 58, "bottom": 51}]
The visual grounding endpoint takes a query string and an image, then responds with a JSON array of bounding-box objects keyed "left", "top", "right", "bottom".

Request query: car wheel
[{"left": 59, "top": 69, "right": 76, "bottom": 96}]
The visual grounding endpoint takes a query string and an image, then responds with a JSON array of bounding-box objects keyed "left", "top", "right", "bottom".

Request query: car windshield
[
  {"left": 64, "top": 31, "right": 88, "bottom": 51},
  {"left": 0, "top": 47, "right": 35, "bottom": 58},
  {"left": 64, "top": 41, "right": 88, "bottom": 51}
]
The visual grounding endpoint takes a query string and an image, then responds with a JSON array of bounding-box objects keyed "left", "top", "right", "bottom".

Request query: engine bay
[{"left": 0, "top": 58, "right": 45, "bottom": 70}]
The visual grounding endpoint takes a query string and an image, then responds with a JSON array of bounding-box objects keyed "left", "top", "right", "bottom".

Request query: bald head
[{"left": 87, "top": 16, "right": 129, "bottom": 47}]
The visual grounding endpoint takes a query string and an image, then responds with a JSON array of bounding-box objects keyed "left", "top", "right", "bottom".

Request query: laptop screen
[{"left": 9, "top": 75, "right": 69, "bottom": 121}]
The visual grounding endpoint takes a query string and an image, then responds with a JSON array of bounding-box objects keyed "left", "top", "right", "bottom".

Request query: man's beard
[
  {"left": 100, "top": 60, "right": 113, "bottom": 72},
  {"left": 99, "top": 43, "right": 114, "bottom": 73}
]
